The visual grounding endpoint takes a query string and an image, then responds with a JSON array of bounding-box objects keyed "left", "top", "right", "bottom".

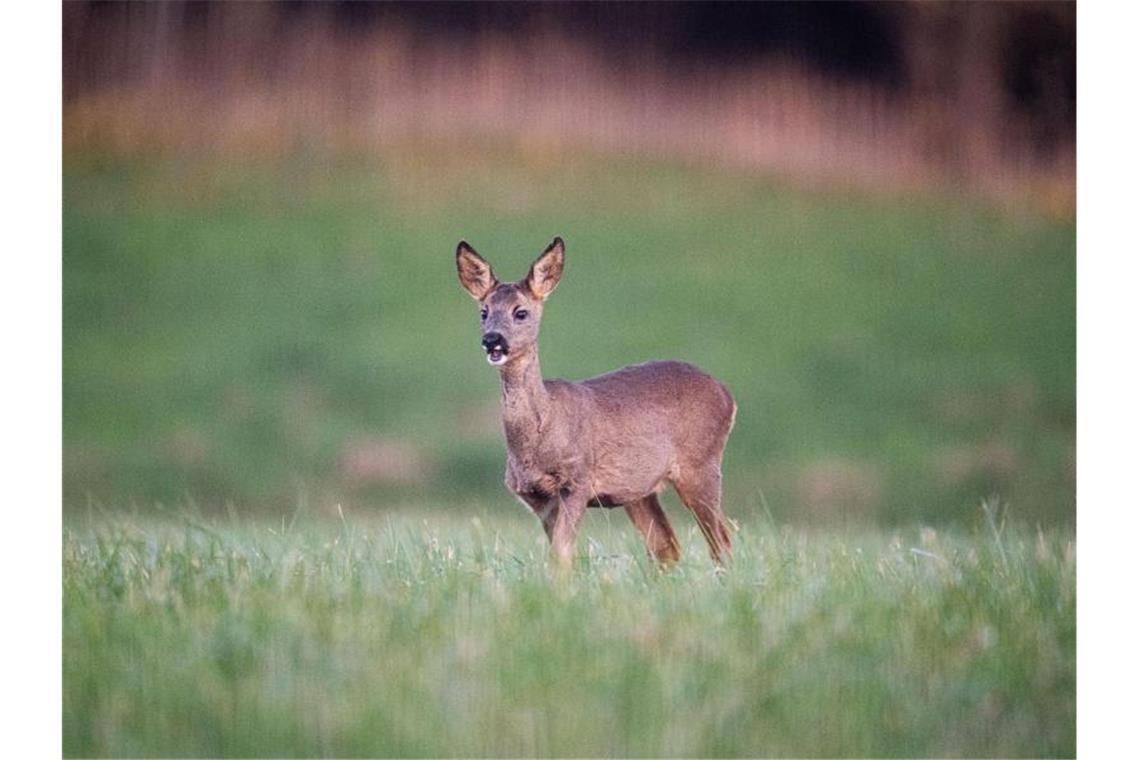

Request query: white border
[
  {"left": 1077, "top": 1, "right": 1140, "bottom": 756},
  {"left": 1, "top": 1, "right": 62, "bottom": 755}
]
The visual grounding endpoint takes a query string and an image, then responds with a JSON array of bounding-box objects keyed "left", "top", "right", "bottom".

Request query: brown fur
[{"left": 456, "top": 237, "right": 736, "bottom": 567}]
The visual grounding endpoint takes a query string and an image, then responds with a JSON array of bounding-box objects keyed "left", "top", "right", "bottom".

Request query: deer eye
[
  {"left": 514, "top": 309, "right": 529, "bottom": 321},
  {"left": 480, "top": 308, "right": 488, "bottom": 320}
]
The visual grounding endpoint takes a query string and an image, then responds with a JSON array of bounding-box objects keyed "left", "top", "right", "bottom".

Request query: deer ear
[
  {"left": 456, "top": 241, "right": 497, "bottom": 300},
  {"left": 524, "top": 237, "right": 565, "bottom": 300}
]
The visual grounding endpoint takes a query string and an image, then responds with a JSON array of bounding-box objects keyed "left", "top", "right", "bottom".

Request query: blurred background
[{"left": 63, "top": 1, "right": 1075, "bottom": 526}]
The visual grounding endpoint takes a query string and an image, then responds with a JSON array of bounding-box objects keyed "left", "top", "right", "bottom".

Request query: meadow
[
  {"left": 63, "top": 144, "right": 1075, "bottom": 525},
  {"left": 63, "top": 143, "right": 1075, "bottom": 756},
  {"left": 63, "top": 509, "right": 1074, "bottom": 758}
]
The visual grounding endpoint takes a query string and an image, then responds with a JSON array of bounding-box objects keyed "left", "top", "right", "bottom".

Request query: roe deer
[{"left": 455, "top": 237, "right": 736, "bottom": 567}]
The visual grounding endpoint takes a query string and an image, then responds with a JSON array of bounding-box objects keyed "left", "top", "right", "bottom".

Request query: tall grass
[{"left": 63, "top": 511, "right": 1075, "bottom": 757}]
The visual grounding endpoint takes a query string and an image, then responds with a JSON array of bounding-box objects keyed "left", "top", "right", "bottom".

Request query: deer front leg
[{"left": 542, "top": 490, "right": 587, "bottom": 569}]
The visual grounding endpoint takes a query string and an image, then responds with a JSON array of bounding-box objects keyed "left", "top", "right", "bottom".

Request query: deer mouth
[{"left": 484, "top": 341, "right": 509, "bottom": 365}]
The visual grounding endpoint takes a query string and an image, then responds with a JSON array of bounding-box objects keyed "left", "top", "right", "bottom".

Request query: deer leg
[
  {"left": 534, "top": 500, "right": 560, "bottom": 542},
  {"left": 624, "top": 494, "right": 682, "bottom": 566},
  {"left": 672, "top": 465, "right": 733, "bottom": 565},
  {"left": 546, "top": 491, "right": 587, "bottom": 569}
]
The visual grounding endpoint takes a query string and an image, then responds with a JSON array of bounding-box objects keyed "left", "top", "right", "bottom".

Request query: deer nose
[{"left": 482, "top": 332, "right": 506, "bottom": 350}]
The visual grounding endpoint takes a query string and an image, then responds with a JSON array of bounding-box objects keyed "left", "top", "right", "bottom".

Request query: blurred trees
[{"left": 63, "top": 1, "right": 1074, "bottom": 204}]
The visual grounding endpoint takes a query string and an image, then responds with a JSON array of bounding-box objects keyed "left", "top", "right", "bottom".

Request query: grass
[
  {"left": 62, "top": 144, "right": 1076, "bottom": 755},
  {"left": 62, "top": 142, "right": 1075, "bottom": 525},
  {"left": 63, "top": 510, "right": 1075, "bottom": 757}
]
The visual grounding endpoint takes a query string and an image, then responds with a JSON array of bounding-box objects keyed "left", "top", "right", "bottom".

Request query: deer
[{"left": 455, "top": 236, "right": 736, "bottom": 569}]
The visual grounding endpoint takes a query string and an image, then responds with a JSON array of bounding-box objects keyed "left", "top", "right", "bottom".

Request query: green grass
[
  {"left": 63, "top": 512, "right": 1074, "bottom": 757},
  {"left": 63, "top": 143, "right": 1075, "bottom": 525}
]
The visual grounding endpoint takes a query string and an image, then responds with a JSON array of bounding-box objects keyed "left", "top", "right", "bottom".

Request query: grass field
[
  {"left": 63, "top": 143, "right": 1075, "bottom": 525},
  {"left": 63, "top": 145, "right": 1075, "bottom": 756},
  {"left": 63, "top": 510, "right": 1074, "bottom": 757}
]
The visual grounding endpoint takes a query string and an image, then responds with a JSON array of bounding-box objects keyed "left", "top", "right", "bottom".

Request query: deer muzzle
[{"left": 481, "top": 332, "right": 510, "bottom": 365}]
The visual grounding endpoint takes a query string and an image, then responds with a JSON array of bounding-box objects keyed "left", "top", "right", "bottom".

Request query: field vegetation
[
  {"left": 64, "top": 510, "right": 1074, "bottom": 757},
  {"left": 63, "top": 144, "right": 1075, "bottom": 756},
  {"left": 63, "top": 5, "right": 1077, "bottom": 757},
  {"left": 62, "top": 5, "right": 1077, "bottom": 755},
  {"left": 63, "top": 145, "right": 1075, "bottom": 525}
]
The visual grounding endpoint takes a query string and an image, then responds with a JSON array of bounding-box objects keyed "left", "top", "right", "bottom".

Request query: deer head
[{"left": 455, "top": 237, "right": 565, "bottom": 366}]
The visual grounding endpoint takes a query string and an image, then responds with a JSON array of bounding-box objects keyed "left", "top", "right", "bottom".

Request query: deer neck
[{"left": 498, "top": 347, "right": 552, "bottom": 449}]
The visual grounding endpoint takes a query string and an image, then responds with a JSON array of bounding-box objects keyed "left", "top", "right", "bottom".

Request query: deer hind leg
[
  {"left": 624, "top": 493, "right": 682, "bottom": 566},
  {"left": 671, "top": 464, "right": 733, "bottom": 565}
]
